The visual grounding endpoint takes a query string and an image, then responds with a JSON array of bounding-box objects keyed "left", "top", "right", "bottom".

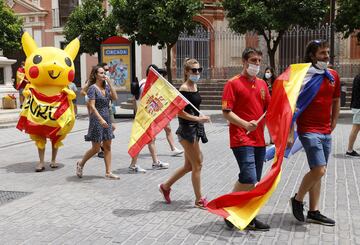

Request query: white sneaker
[
  {"left": 152, "top": 160, "right": 169, "bottom": 169},
  {"left": 171, "top": 147, "right": 183, "bottom": 156},
  {"left": 128, "top": 165, "right": 147, "bottom": 174}
]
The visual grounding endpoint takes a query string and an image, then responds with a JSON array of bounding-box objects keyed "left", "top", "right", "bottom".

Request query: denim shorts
[
  {"left": 232, "top": 146, "right": 266, "bottom": 184},
  {"left": 298, "top": 132, "right": 331, "bottom": 169}
]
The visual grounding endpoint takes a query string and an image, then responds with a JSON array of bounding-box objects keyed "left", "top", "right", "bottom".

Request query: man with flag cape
[
  {"left": 207, "top": 40, "right": 340, "bottom": 230},
  {"left": 289, "top": 40, "right": 340, "bottom": 226}
]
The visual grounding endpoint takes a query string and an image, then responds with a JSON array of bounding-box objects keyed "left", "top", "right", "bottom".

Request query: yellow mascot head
[{"left": 22, "top": 32, "right": 80, "bottom": 88}]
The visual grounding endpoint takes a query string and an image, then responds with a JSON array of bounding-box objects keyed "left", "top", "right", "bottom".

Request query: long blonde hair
[{"left": 183, "top": 58, "right": 199, "bottom": 82}]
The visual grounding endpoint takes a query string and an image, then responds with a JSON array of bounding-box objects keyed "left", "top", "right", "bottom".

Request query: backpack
[{"left": 130, "top": 77, "right": 140, "bottom": 100}]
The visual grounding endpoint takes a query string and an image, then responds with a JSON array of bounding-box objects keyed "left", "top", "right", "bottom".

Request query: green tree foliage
[
  {"left": 63, "top": 0, "right": 116, "bottom": 60},
  {"left": 335, "top": 0, "right": 360, "bottom": 43},
  {"left": 0, "top": 0, "right": 23, "bottom": 53},
  {"left": 222, "top": 0, "right": 329, "bottom": 71},
  {"left": 110, "top": 0, "right": 204, "bottom": 82}
]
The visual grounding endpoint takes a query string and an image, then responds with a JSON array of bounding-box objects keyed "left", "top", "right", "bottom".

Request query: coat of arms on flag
[{"left": 128, "top": 67, "right": 189, "bottom": 158}]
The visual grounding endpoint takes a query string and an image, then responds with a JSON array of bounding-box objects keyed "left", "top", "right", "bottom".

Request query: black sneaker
[
  {"left": 346, "top": 150, "right": 360, "bottom": 157},
  {"left": 224, "top": 218, "right": 234, "bottom": 229},
  {"left": 290, "top": 194, "right": 305, "bottom": 222},
  {"left": 246, "top": 218, "right": 270, "bottom": 231},
  {"left": 97, "top": 151, "right": 104, "bottom": 158},
  {"left": 307, "top": 210, "right": 335, "bottom": 226}
]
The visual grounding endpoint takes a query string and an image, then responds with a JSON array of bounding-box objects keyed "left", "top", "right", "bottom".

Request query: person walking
[
  {"left": 263, "top": 67, "right": 276, "bottom": 95},
  {"left": 158, "top": 58, "right": 210, "bottom": 208},
  {"left": 76, "top": 65, "right": 119, "bottom": 179},
  {"left": 128, "top": 64, "right": 181, "bottom": 173},
  {"left": 263, "top": 66, "right": 276, "bottom": 144},
  {"left": 221, "top": 48, "right": 271, "bottom": 231},
  {"left": 346, "top": 73, "right": 360, "bottom": 157},
  {"left": 290, "top": 40, "right": 340, "bottom": 226}
]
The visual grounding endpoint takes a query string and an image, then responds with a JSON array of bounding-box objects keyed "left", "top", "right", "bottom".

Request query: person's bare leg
[
  {"left": 309, "top": 179, "right": 321, "bottom": 211},
  {"left": 102, "top": 140, "right": 112, "bottom": 174},
  {"left": 50, "top": 143, "right": 58, "bottom": 168},
  {"left": 347, "top": 124, "right": 360, "bottom": 152},
  {"left": 36, "top": 147, "right": 45, "bottom": 171},
  {"left": 295, "top": 166, "right": 326, "bottom": 202},
  {"left": 162, "top": 148, "right": 192, "bottom": 189},
  {"left": 164, "top": 123, "right": 176, "bottom": 151},
  {"left": 148, "top": 139, "right": 158, "bottom": 163},
  {"left": 79, "top": 142, "right": 101, "bottom": 167}
]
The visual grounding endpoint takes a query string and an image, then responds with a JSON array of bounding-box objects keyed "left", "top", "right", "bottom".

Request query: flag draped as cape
[{"left": 206, "top": 63, "right": 312, "bottom": 230}]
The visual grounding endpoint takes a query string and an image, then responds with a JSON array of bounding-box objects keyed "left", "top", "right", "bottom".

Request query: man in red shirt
[
  {"left": 290, "top": 40, "right": 340, "bottom": 226},
  {"left": 222, "top": 47, "right": 271, "bottom": 231}
]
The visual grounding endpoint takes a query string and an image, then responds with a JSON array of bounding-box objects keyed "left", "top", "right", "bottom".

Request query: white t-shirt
[{"left": 136, "top": 78, "right": 147, "bottom": 107}]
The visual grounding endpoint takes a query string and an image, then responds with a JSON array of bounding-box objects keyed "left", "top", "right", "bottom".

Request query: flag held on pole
[{"left": 128, "top": 67, "right": 189, "bottom": 157}]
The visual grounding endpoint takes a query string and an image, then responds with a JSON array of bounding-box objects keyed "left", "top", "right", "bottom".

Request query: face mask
[
  {"left": 246, "top": 63, "right": 260, "bottom": 77},
  {"left": 189, "top": 74, "right": 200, "bottom": 83},
  {"left": 105, "top": 71, "right": 110, "bottom": 77},
  {"left": 315, "top": 61, "right": 328, "bottom": 70},
  {"left": 264, "top": 73, "right": 272, "bottom": 79}
]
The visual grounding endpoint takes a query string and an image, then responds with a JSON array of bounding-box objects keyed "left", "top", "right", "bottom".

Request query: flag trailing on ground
[
  {"left": 128, "top": 68, "right": 189, "bottom": 157},
  {"left": 206, "top": 63, "right": 312, "bottom": 230},
  {"left": 16, "top": 86, "right": 76, "bottom": 149}
]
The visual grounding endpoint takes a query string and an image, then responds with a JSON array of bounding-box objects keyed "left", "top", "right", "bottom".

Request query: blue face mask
[{"left": 189, "top": 74, "right": 200, "bottom": 83}]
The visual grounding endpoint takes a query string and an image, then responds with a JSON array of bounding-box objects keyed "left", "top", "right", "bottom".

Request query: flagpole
[
  {"left": 246, "top": 111, "right": 266, "bottom": 134},
  {"left": 150, "top": 67, "right": 208, "bottom": 118}
]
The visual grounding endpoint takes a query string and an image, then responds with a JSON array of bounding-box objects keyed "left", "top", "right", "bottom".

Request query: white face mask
[
  {"left": 246, "top": 63, "right": 260, "bottom": 77},
  {"left": 189, "top": 74, "right": 200, "bottom": 83},
  {"left": 315, "top": 61, "right": 328, "bottom": 70},
  {"left": 264, "top": 73, "right": 272, "bottom": 79}
]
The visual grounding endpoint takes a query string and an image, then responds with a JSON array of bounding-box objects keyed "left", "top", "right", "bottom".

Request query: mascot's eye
[
  {"left": 65, "top": 57, "right": 72, "bottom": 67},
  {"left": 33, "top": 55, "right": 42, "bottom": 64}
]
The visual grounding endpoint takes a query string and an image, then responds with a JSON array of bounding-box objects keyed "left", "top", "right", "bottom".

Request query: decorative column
[{"left": 0, "top": 50, "right": 18, "bottom": 109}]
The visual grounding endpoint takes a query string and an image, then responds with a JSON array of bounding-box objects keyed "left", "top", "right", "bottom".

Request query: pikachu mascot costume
[{"left": 16, "top": 32, "right": 80, "bottom": 172}]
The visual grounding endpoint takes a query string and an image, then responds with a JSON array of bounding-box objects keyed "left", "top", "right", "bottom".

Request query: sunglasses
[{"left": 190, "top": 67, "right": 203, "bottom": 73}]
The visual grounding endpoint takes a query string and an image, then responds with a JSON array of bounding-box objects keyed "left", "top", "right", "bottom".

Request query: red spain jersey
[
  {"left": 297, "top": 69, "right": 341, "bottom": 134},
  {"left": 222, "top": 75, "right": 270, "bottom": 148}
]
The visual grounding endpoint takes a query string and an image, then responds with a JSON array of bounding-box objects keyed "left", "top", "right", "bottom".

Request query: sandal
[
  {"left": 76, "top": 161, "right": 83, "bottom": 178},
  {"left": 35, "top": 162, "right": 45, "bottom": 172},
  {"left": 105, "top": 172, "right": 120, "bottom": 180},
  {"left": 50, "top": 162, "right": 58, "bottom": 168},
  {"left": 195, "top": 197, "right": 208, "bottom": 209}
]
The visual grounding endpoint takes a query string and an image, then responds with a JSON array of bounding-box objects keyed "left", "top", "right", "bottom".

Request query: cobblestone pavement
[{"left": 0, "top": 111, "right": 359, "bottom": 245}]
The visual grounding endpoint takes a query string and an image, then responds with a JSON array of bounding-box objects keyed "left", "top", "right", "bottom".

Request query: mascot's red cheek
[
  {"left": 68, "top": 70, "right": 75, "bottom": 82},
  {"left": 29, "top": 66, "right": 39, "bottom": 79}
]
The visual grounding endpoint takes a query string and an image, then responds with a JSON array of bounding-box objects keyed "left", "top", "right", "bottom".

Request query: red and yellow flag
[
  {"left": 128, "top": 68, "right": 188, "bottom": 157},
  {"left": 206, "top": 63, "right": 311, "bottom": 230},
  {"left": 16, "top": 86, "right": 76, "bottom": 149},
  {"left": 16, "top": 67, "right": 28, "bottom": 90}
]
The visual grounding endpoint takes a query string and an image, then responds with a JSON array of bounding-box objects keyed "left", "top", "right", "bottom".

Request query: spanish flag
[
  {"left": 16, "top": 67, "right": 28, "bottom": 90},
  {"left": 206, "top": 63, "right": 311, "bottom": 230},
  {"left": 128, "top": 68, "right": 189, "bottom": 157},
  {"left": 16, "top": 86, "right": 76, "bottom": 149}
]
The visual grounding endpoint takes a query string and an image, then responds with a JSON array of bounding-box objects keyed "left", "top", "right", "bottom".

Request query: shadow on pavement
[
  {"left": 66, "top": 175, "right": 104, "bottom": 182},
  {"left": 332, "top": 153, "right": 349, "bottom": 159},
  {"left": 257, "top": 213, "right": 307, "bottom": 231},
  {"left": 112, "top": 200, "right": 191, "bottom": 217},
  {"left": 2, "top": 161, "right": 64, "bottom": 173}
]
